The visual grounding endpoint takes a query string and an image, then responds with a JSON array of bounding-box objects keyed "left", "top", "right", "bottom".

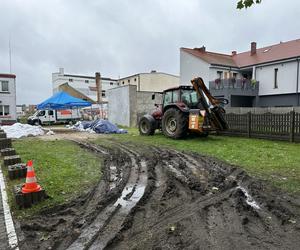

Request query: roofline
[
  {"left": 181, "top": 47, "right": 233, "bottom": 57},
  {"left": 118, "top": 72, "right": 179, "bottom": 80},
  {"left": 57, "top": 73, "right": 117, "bottom": 81},
  {"left": 182, "top": 39, "right": 300, "bottom": 68},
  {"left": 0, "top": 74, "right": 16, "bottom": 79},
  {"left": 58, "top": 82, "right": 96, "bottom": 103},
  {"left": 210, "top": 63, "right": 239, "bottom": 69},
  {"left": 181, "top": 48, "right": 237, "bottom": 67},
  {"left": 180, "top": 49, "right": 211, "bottom": 64},
  {"left": 163, "top": 85, "right": 194, "bottom": 92},
  {"left": 236, "top": 38, "right": 300, "bottom": 55},
  {"left": 239, "top": 55, "right": 300, "bottom": 69}
]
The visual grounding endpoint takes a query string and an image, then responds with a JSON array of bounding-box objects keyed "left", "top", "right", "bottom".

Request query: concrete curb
[{"left": 0, "top": 165, "right": 19, "bottom": 249}]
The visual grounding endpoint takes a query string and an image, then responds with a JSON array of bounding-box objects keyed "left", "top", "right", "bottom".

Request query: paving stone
[
  {"left": 0, "top": 132, "right": 6, "bottom": 139},
  {"left": 0, "top": 148, "right": 16, "bottom": 157},
  {"left": 0, "top": 138, "right": 12, "bottom": 150}
]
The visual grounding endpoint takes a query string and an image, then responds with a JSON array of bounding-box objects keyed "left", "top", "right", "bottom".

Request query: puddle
[
  {"left": 115, "top": 161, "right": 147, "bottom": 213},
  {"left": 237, "top": 185, "right": 261, "bottom": 209}
]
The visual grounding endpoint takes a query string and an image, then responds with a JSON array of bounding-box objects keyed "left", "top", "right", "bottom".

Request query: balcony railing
[
  {"left": 209, "top": 79, "right": 259, "bottom": 91},
  {"left": 209, "top": 79, "right": 259, "bottom": 97}
]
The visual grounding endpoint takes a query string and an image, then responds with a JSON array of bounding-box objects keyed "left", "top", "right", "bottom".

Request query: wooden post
[
  {"left": 289, "top": 110, "right": 295, "bottom": 142},
  {"left": 247, "top": 112, "right": 251, "bottom": 138}
]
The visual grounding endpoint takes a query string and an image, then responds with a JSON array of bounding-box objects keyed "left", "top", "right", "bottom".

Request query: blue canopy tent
[
  {"left": 36, "top": 92, "right": 92, "bottom": 124},
  {"left": 37, "top": 91, "right": 92, "bottom": 110}
]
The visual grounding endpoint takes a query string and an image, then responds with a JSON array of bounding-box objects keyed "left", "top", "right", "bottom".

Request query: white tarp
[{"left": 1, "top": 123, "right": 45, "bottom": 139}]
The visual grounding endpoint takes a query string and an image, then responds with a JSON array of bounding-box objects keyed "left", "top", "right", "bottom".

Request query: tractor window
[
  {"left": 172, "top": 90, "right": 179, "bottom": 103},
  {"left": 190, "top": 92, "right": 198, "bottom": 103},
  {"left": 163, "top": 91, "right": 172, "bottom": 106},
  {"left": 181, "top": 90, "right": 198, "bottom": 107}
]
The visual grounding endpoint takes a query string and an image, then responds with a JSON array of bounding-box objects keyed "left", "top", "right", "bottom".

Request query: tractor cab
[{"left": 162, "top": 86, "right": 200, "bottom": 110}]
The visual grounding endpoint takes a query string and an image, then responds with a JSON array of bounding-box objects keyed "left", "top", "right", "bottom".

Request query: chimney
[
  {"left": 59, "top": 67, "right": 64, "bottom": 75},
  {"left": 194, "top": 46, "right": 206, "bottom": 52},
  {"left": 232, "top": 51, "right": 237, "bottom": 56},
  {"left": 95, "top": 72, "right": 101, "bottom": 103},
  {"left": 251, "top": 42, "right": 257, "bottom": 55}
]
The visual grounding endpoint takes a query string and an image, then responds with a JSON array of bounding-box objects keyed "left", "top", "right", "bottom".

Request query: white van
[{"left": 28, "top": 109, "right": 81, "bottom": 125}]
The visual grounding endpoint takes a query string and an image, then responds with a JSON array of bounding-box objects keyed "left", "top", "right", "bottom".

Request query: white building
[
  {"left": 0, "top": 74, "right": 16, "bottom": 124},
  {"left": 118, "top": 70, "right": 179, "bottom": 92},
  {"left": 52, "top": 68, "right": 118, "bottom": 102},
  {"left": 180, "top": 39, "right": 300, "bottom": 107}
]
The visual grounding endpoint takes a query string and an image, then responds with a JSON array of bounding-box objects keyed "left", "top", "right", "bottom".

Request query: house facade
[
  {"left": 180, "top": 39, "right": 300, "bottom": 107},
  {"left": 52, "top": 68, "right": 118, "bottom": 103},
  {"left": 118, "top": 70, "right": 179, "bottom": 92},
  {"left": 0, "top": 74, "right": 17, "bottom": 124}
]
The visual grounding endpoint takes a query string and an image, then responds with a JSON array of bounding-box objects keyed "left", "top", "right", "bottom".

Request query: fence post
[
  {"left": 289, "top": 110, "right": 295, "bottom": 142},
  {"left": 247, "top": 112, "right": 251, "bottom": 138}
]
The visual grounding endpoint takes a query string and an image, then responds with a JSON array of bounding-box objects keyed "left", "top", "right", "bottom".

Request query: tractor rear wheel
[
  {"left": 162, "top": 108, "right": 188, "bottom": 139},
  {"left": 139, "top": 115, "right": 156, "bottom": 136}
]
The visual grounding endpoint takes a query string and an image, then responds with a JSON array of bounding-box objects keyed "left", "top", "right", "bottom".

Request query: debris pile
[
  {"left": 69, "top": 119, "right": 127, "bottom": 134},
  {"left": 1, "top": 123, "right": 45, "bottom": 139}
]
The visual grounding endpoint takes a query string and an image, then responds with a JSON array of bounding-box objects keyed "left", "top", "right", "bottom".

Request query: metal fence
[{"left": 221, "top": 111, "right": 300, "bottom": 142}]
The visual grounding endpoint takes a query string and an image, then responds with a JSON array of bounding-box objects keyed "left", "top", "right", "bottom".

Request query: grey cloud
[{"left": 0, "top": 0, "right": 299, "bottom": 104}]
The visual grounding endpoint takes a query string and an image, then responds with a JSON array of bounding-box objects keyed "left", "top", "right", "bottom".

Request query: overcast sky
[{"left": 0, "top": 0, "right": 300, "bottom": 104}]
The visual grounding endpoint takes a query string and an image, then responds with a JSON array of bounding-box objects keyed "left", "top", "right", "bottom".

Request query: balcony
[{"left": 209, "top": 79, "right": 259, "bottom": 97}]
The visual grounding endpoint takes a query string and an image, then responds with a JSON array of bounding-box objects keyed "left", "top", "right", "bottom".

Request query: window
[
  {"left": 110, "top": 82, "right": 114, "bottom": 85},
  {"left": 163, "top": 91, "right": 173, "bottom": 106},
  {"left": 128, "top": 79, "right": 130, "bottom": 83},
  {"left": 102, "top": 90, "right": 106, "bottom": 97},
  {"left": 181, "top": 90, "right": 198, "bottom": 106},
  {"left": 48, "top": 110, "right": 54, "bottom": 116},
  {"left": 134, "top": 78, "right": 137, "bottom": 82},
  {"left": 122, "top": 81, "right": 124, "bottom": 85},
  {"left": 0, "top": 105, "right": 10, "bottom": 116},
  {"left": 163, "top": 90, "right": 179, "bottom": 106},
  {"left": 38, "top": 111, "right": 45, "bottom": 116},
  {"left": 85, "top": 80, "right": 89, "bottom": 83},
  {"left": 274, "top": 68, "right": 278, "bottom": 88},
  {"left": 172, "top": 90, "right": 179, "bottom": 103},
  {"left": 1, "top": 81, "right": 9, "bottom": 92},
  {"left": 69, "top": 78, "right": 73, "bottom": 82}
]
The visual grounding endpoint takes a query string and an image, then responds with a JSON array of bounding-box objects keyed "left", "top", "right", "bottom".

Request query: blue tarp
[
  {"left": 77, "top": 119, "right": 127, "bottom": 134},
  {"left": 37, "top": 91, "right": 92, "bottom": 110}
]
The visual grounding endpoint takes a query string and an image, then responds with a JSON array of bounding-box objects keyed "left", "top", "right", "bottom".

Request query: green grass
[
  {"left": 4, "top": 138, "right": 102, "bottom": 218},
  {"left": 96, "top": 128, "right": 300, "bottom": 194}
]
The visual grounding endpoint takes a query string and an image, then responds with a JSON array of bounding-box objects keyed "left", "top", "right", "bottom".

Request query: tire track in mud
[
  {"left": 105, "top": 144, "right": 300, "bottom": 250},
  {"left": 66, "top": 141, "right": 148, "bottom": 250},
  {"left": 19, "top": 140, "right": 300, "bottom": 250}
]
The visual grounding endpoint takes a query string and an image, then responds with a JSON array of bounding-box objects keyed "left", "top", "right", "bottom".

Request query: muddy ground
[{"left": 17, "top": 137, "right": 300, "bottom": 250}]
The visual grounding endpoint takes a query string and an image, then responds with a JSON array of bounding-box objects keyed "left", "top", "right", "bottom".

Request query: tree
[{"left": 237, "top": 0, "right": 262, "bottom": 9}]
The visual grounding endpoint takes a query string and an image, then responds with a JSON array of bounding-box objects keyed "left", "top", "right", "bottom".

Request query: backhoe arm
[{"left": 190, "top": 77, "right": 229, "bottom": 131}]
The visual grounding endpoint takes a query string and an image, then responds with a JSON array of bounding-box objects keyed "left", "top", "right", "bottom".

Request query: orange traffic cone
[{"left": 21, "top": 160, "right": 42, "bottom": 193}]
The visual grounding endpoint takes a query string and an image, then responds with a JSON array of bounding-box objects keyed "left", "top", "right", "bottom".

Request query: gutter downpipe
[{"left": 296, "top": 58, "right": 300, "bottom": 106}]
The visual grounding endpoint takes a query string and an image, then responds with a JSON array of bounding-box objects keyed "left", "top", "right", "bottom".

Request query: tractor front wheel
[
  {"left": 139, "top": 115, "right": 156, "bottom": 136},
  {"left": 162, "top": 108, "right": 188, "bottom": 139}
]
